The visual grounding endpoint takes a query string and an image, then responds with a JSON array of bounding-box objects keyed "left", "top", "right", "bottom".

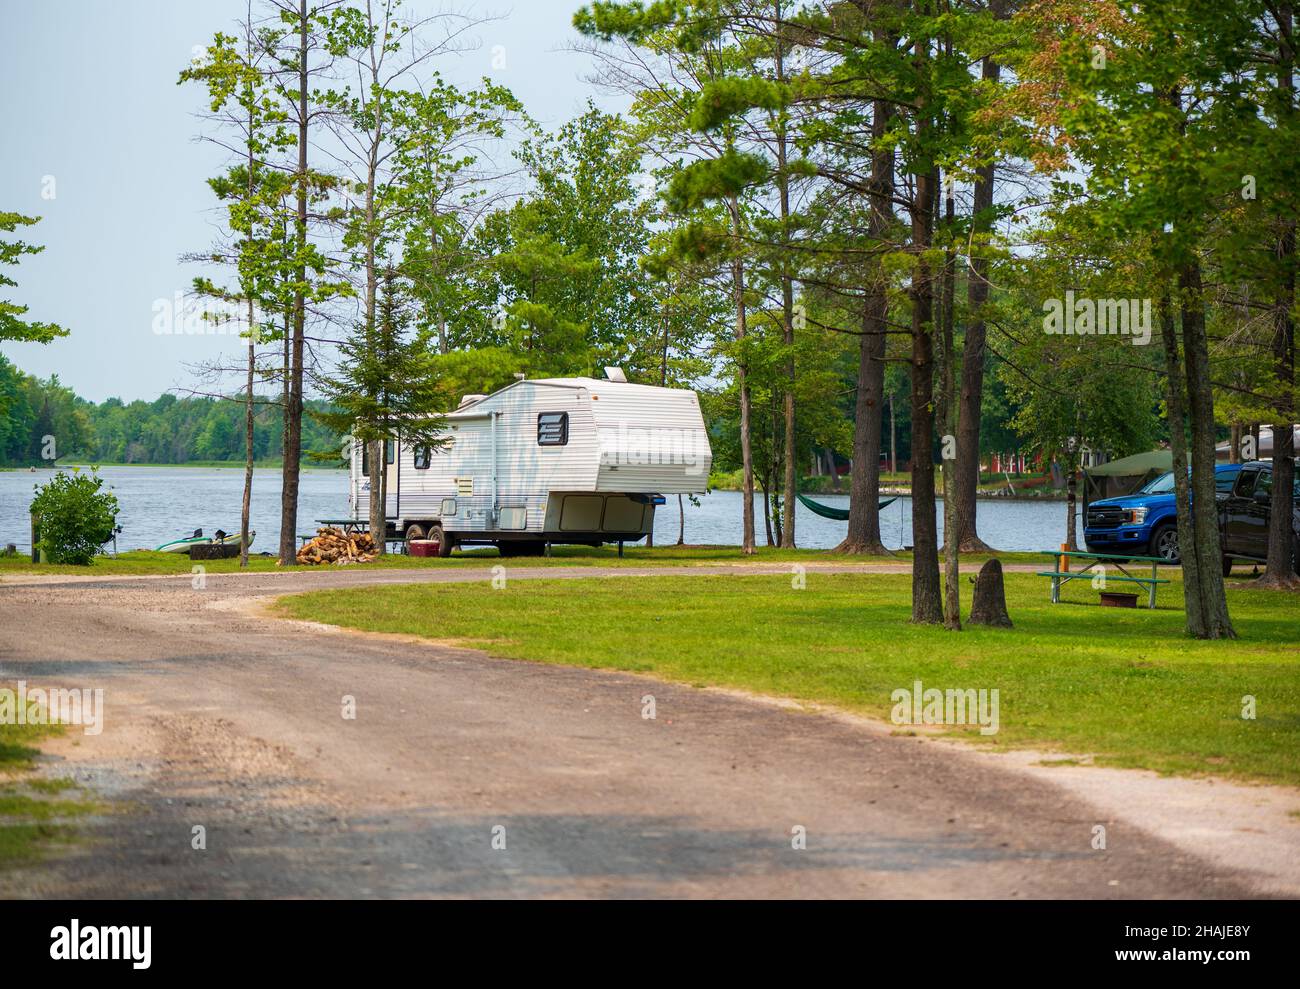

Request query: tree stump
[{"left": 969, "top": 558, "right": 1013, "bottom": 628}]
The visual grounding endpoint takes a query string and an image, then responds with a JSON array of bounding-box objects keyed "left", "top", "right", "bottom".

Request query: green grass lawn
[
  {"left": 0, "top": 721, "right": 94, "bottom": 867},
  {"left": 274, "top": 571, "right": 1300, "bottom": 786},
  {"left": 0, "top": 543, "right": 1046, "bottom": 577}
]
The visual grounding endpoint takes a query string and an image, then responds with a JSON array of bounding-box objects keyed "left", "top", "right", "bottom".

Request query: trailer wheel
[
  {"left": 428, "top": 523, "right": 454, "bottom": 558},
  {"left": 1222, "top": 555, "right": 1234, "bottom": 578},
  {"left": 403, "top": 523, "right": 425, "bottom": 554}
]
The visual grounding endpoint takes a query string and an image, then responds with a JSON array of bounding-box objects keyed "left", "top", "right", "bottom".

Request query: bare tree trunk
[
  {"left": 282, "top": 290, "right": 290, "bottom": 470},
  {"left": 1158, "top": 287, "right": 1205, "bottom": 634},
  {"left": 909, "top": 174, "right": 942, "bottom": 623},
  {"left": 279, "top": 0, "right": 309, "bottom": 566},
  {"left": 729, "top": 198, "right": 757, "bottom": 555},
  {"left": 837, "top": 95, "right": 892, "bottom": 555},
  {"left": 952, "top": 1, "right": 1001, "bottom": 553},
  {"left": 770, "top": 402, "right": 785, "bottom": 546},
  {"left": 1065, "top": 459, "right": 1078, "bottom": 551},
  {"left": 241, "top": 322, "right": 255, "bottom": 568},
  {"left": 941, "top": 173, "right": 961, "bottom": 630},
  {"left": 761, "top": 477, "right": 774, "bottom": 546},
  {"left": 1180, "top": 260, "right": 1236, "bottom": 637},
  {"left": 1263, "top": 1, "right": 1299, "bottom": 588},
  {"left": 906, "top": 26, "right": 942, "bottom": 624},
  {"left": 677, "top": 494, "right": 685, "bottom": 545},
  {"left": 889, "top": 388, "right": 896, "bottom": 474},
  {"left": 240, "top": 64, "right": 256, "bottom": 570},
  {"left": 774, "top": 8, "right": 797, "bottom": 548},
  {"left": 368, "top": 439, "right": 384, "bottom": 556},
  {"left": 647, "top": 309, "right": 672, "bottom": 549}
]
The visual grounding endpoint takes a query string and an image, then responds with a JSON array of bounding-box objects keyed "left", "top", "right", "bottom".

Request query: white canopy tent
[{"left": 1215, "top": 425, "right": 1300, "bottom": 461}]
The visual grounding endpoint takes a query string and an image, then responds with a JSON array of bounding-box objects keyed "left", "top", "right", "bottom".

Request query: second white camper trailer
[{"left": 349, "top": 376, "right": 712, "bottom": 555}]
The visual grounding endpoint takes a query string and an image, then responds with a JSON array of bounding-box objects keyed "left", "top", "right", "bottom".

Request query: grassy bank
[
  {"left": 0, "top": 544, "right": 1046, "bottom": 577},
  {"left": 274, "top": 571, "right": 1300, "bottom": 786},
  {"left": 0, "top": 720, "right": 94, "bottom": 867}
]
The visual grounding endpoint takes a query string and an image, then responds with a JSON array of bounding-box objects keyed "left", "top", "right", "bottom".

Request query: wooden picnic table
[
  {"left": 314, "top": 518, "right": 367, "bottom": 533},
  {"left": 1037, "top": 550, "right": 1171, "bottom": 609}
]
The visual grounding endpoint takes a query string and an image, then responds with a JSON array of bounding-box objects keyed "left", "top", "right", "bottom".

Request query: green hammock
[{"left": 796, "top": 492, "right": 898, "bottom": 522}]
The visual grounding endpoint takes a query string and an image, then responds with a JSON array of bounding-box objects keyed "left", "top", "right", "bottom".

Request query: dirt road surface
[{"left": 1, "top": 564, "right": 1295, "bottom": 899}]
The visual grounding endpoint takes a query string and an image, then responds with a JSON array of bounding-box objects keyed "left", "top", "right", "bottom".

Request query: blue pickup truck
[{"left": 1083, "top": 464, "right": 1242, "bottom": 563}]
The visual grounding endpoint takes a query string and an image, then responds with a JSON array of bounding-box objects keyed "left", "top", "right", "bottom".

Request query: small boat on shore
[{"left": 155, "top": 529, "right": 254, "bottom": 554}]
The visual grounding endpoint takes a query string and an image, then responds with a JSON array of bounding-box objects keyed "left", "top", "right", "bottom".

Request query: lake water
[{"left": 2, "top": 466, "right": 1073, "bottom": 553}]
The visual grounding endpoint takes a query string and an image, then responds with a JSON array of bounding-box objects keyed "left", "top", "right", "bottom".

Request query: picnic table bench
[{"left": 1036, "top": 550, "right": 1171, "bottom": 609}]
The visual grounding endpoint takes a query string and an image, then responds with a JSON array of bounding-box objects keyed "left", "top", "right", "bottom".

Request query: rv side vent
[
  {"left": 498, "top": 507, "right": 527, "bottom": 530},
  {"left": 456, "top": 477, "right": 474, "bottom": 496}
]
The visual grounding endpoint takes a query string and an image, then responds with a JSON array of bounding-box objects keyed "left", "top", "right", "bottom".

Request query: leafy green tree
[
  {"left": 1, "top": 212, "right": 69, "bottom": 343},
  {"left": 182, "top": 12, "right": 303, "bottom": 564},
  {"left": 1010, "top": 0, "right": 1244, "bottom": 637},
  {"left": 467, "top": 107, "right": 655, "bottom": 375},
  {"left": 30, "top": 469, "right": 119, "bottom": 565},
  {"left": 390, "top": 77, "right": 523, "bottom": 355},
  {"left": 314, "top": 268, "right": 447, "bottom": 552}
]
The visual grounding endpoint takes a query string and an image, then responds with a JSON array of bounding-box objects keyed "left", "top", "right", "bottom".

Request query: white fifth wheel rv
[{"left": 349, "top": 375, "right": 712, "bottom": 556}]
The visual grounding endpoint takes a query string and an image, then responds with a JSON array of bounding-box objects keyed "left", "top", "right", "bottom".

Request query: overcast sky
[{"left": 0, "top": 0, "right": 626, "bottom": 403}]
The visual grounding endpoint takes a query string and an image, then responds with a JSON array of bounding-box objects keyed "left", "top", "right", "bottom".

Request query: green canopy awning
[
  {"left": 1084, "top": 449, "right": 1173, "bottom": 476},
  {"left": 1082, "top": 450, "right": 1172, "bottom": 504}
]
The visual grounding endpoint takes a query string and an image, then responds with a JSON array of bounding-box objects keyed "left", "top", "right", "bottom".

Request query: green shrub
[{"left": 29, "top": 469, "right": 119, "bottom": 565}]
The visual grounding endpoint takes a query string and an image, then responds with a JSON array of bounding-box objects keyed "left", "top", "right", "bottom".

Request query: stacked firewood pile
[{"left": 295, "top": 528, "right": 378, "bottom": 566}]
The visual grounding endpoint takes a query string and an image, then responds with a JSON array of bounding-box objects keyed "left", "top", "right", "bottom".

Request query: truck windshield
[
  {"left": 1140, "top": 472, "right": 1176, "bottom": 494},
  {"left": 1138, "top": 468, "right": 1240, "bottom": 495}
]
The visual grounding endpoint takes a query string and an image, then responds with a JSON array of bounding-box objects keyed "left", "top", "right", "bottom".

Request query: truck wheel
[
  {"left": 428, "top": 523, "right": 454, "bottom": 558},
  {"left": 403, "top": 523, "right": 425, "bottom": 554},
  {"left": 1222, "top": 555, "right": 1234, "bottom": 578},
  {"left": 1149, "top": 524, "right": 1180, "bottom": 564}
]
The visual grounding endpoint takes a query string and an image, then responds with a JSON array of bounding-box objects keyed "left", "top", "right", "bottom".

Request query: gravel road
[{"left": 0, "top": 564, "right": 1293, "bottom": 899}]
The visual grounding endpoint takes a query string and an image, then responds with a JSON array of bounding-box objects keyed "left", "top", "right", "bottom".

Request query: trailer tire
[
  {"left": 1222, "top": 555, "right": 1234, "bottom": 578},
  {"left": 428, "top": 523, "right": 454, "bottom": 558},
  {"left": 403, "top": 523, "right": 426, "bottom": 554}
]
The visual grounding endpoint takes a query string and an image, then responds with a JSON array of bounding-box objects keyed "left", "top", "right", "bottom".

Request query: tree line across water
[{"left": 0, "top": 357, "right": 339, "bottom": 467}]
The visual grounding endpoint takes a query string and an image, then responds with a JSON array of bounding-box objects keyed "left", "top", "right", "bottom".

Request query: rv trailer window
[
  {"left": 361, "top": 443, "right": 369, "bottom": 477},
  {"left": 537, "top": 412, "right": 569, "bottom": 446},
  {"left": 413, "top": 445, "right": 431, "bottom": 470},
  {"left": 385, "top": 439, "right": 396, "bottom": 464}
]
